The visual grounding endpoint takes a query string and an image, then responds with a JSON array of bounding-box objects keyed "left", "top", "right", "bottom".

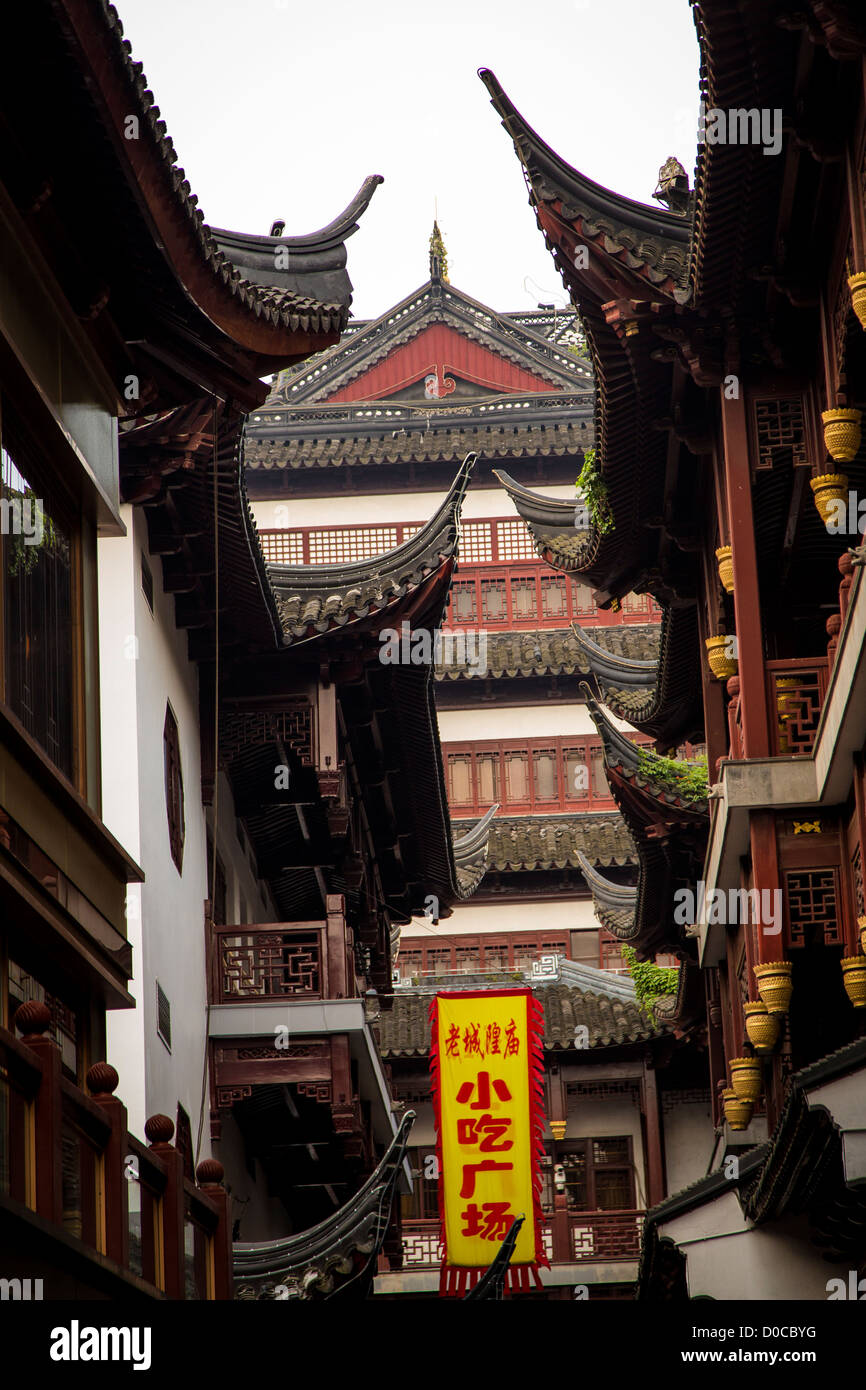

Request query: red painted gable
[{"left": 322, "top": 322, "right": 558, "bottom": 403}]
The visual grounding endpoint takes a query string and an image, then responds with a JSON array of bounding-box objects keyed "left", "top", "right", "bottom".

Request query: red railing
[
  {"left": 445, "top": 564, "right": 660, "bottom": 630},
  {"left": 400, "top": 1210, "right": 644, "bottom": 1268},
  {"left": 726, "top": 658, "right": 830, "bottom": 761},
  {"left": 0, "top": 1007, "right": 232, "bottom": 1298},
  {"left": 444, "top": 735, "right": 652, "bottom": 817},
  {"left": 766, "top": 658, "right": 829, "bottom": 756},
  {"left": 210, "top": 916, "right": 355, "bottom": 1005}
]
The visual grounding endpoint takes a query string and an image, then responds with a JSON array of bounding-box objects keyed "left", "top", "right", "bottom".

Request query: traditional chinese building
[
  {"left": 480, "top": 0, "right": 866, "bottom": 1298},
  {"left": 0, "top": 0, "right": 439, "bottom": 1299},
  {"left": 241, "top": 241, "right": 735, "bottom": 1293},
  {"left": 375, "top": 963, "right": 712, "bottom": 1299},
  {"left": 245, "top": 241, "right": 666, "bottom": 987}
]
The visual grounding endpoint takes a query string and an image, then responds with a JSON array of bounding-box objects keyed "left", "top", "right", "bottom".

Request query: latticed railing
[
  {"left": 725, "top": 658, "right": 829, "bottom": 761},
  {"left": 213, "top": 924, "right": 323, "bottom": 1002},
  {"left": 767, "top": 658, "right": 828, "bottom": 756},
  {"left": 400, "top": 1210, "right": 644, "bottom": 1267}
]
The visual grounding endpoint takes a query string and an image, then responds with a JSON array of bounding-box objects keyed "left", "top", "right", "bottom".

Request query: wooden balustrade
[
  {"left": 725, "top": 659, "right": 829, "bottom": 762},
  {"left": 0, "top": 1002, "right": 233, "bottom": 1298},
  {"left": 399, "top": 1209, "right": 644, "bottom": 1269},
  {"left": 765, "top": 658, "right": 829, "bottom": 756},
  {"left": 210, "top": 921, "right": 327, "bottom": 1003}
]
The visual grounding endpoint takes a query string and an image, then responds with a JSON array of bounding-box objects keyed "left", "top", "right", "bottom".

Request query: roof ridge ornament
[
  {"left": 429, "top": 219, "right": 449, "bottom": 283},
  {"left": 652, "top": 157, "right": 691, "bottom": 216}
]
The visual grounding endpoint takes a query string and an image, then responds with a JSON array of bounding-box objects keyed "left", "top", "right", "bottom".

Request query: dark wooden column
[
  {"left": 750, "top": 812, "right": 783, "bottom": 965},
  {"left": 145, "top": 1113, "right": 185, "bottom": 1298},
  {"left": 720, "top": 389, "right": 770, "bottom": 758},
  {"left": 85, "top": 1062, "right": 129, "bottom": 1267},
  {"left": 640, "top": 1057, "right": 666, "bottom": 1208},
  {"left": 14, "top": 1001, "right": 62, "bottom": 1222},
  {"left": 196, "top": 1159, "right": 234, "bottom": 1300}
]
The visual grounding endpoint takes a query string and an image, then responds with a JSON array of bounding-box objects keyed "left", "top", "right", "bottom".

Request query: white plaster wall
[
  {"left": 99, "top": 509, "right": 278, "bottom": 1155},
  {"left": 215, "top": 1112, "right": 293, "bottom": 1242},
  {"left": 564, "top": 1095, "right": 647, "bottom": 1209},
  {"left": 401, "top": 897, "right": 598, "bottom": 938},
  {"left": 100, "top": 507, "right": 208, "bottom": 1144},
  {"left": 96, "top": 504, "right": 145, "bottom": 1128},
  {"left": 437, "top": 703, "right": 638, "bottom": 741},
  {"left": 662, "top": 1096, "right": 715, "bottom": 1196},
  {"left": 661, "top": 1199, "right": 834, "bottom": 1300},
  {"left": 251, "top": 483, "right": 576, "bottom": 531}
]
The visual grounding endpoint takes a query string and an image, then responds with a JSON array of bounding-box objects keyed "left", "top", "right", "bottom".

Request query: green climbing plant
[
  {"left": 636, "top": 749, "right": 708, "bottom": 803},
  {"left": 621, "top": 945, "right": 678, "bottom": 1022},
  {"left": 576, "top": 446, "right": 614, "bottom": 536}
]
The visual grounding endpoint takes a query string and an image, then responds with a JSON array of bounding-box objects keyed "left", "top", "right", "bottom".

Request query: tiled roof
[
  {"left": 478, "top": 68, "right": 692, "bottom": 299},
  {"left": 92, "top": 1, "right": 380, "bottom": 335},
  {"left": 266, "top": 454, "right": 474, "bottom": 644},
  {"left": 435, "top": 623, "right": 659, "bottom": 682},
  {"left": 380, "top": 978, "right": 653, "bottom": 1056},
  {"left": 245, "top": 414, "right": 592, "bottom": 472},
  {"left": 462, "top": 812, "right": 637, "bottom": 872}
]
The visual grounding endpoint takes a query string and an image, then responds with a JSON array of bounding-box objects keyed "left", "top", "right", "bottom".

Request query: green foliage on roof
[
  {"left": 636, "top": 748, "right": 708, "bottom": 803},
  {"left": 621, "top": 945, "right": 678, "bottom": 1022},
  {"left": 576, "top": 446, "right": 614, "bottom": 536}
]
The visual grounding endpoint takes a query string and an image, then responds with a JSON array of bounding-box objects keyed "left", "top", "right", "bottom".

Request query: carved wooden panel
[
  {"left": 784, "top": 868, "right": 843, "bottom": 947},
  {"left": 751, "top": 396, "right": 808, "bottom": 472}
]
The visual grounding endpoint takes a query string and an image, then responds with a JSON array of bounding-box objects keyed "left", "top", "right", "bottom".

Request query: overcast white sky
[{"left": 117, "top": 0, "right": 700, "bottom": 321}]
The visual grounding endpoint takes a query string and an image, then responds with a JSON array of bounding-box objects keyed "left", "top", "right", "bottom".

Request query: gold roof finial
[{"left": 429, "top": 219, "right": 449, "bottom": 283}]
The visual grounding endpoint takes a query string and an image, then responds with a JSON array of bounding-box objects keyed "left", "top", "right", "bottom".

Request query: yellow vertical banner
[{"left": 429, "top": 988, "right": 546, "bottom": 1296}]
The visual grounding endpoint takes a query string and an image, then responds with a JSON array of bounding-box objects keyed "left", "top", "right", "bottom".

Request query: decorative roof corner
[
  {"left": 233, "top": 1109, "right": 415, "bottom": 1299},
  {"left": 211, "top": 175, "right": 384, "bottom": 316},
  {"left": 452, "top": 804, "right": 498, "bottom": 898},
  {"left": 267, "top": 452, "right": 476, "bottom": 645},
  {"left": 575, "top": 849, "right": 637, "bottom": 941}
]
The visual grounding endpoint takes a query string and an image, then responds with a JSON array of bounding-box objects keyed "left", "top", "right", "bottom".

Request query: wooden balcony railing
[
  {"left": 726, "top": 658, "right": 829, "bottom": 761},
  {"left": 0, "top": 1004, "right": 232, "bottom": 1298},
  {"left": 209, "top": 909, "right": 354, "bottom": 1006},
  {"left": 400, "top": 1209, "right": 644, "bottom": 1269},
  {"left": 767, "top": 658, "right": 829, "bottom": 756}
]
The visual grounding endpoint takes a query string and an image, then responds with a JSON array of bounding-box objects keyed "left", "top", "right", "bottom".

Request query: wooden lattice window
[
  {"left": 590, "top": 746, "right": 608, "bottom": 797},
  {"left": 164, "top": 704, "right": 185, "bottom": 873},
  {"left": 450, "top": 579, "right": 477, "bottom": 623},
  {"left": 784, "top": 867, "right": 843, "bottom": 946},
  {"left": 476, "top": 752, "right": 500, "bottom": 803},
  {"left": 461, "top": 521, "right": 493, "bottom": 563},
  {"left": 541, "top": 575, "right": 567, "bottom": 618},
  {"left": 447, "top": 753, "right": 473, "bottom": 805},
  {"left": 497, "top": 518, "right": 536, "bottom": 561},
  {"left": 1, "top": 408, "right": 75, "bottom": 781},
  {"left": 510, "top": 575, "right": 537, "bottom": 620},
  {"left": 599, "top": 932, "right": 625, "bottom": 972},
  {"left": 455, "top": 945, "right": 480, "bottom": 973},
  {"left": 571, "top": 581, "right": 597, "bottom": 615},
  {"left": 564, "top": 746, "right": 590, "bottom": 801},
  {"left": 427, "top": 948, "right": 452, "bottom": 974},
  {"left": 480, "top": 577, "right": 506, "bottom": 621},
  {"left": 504, "top": 751, "right": 530, "bottom": 802},
  {"left": 554, "top": 1138, "right": 635, "bottom": 1212},
  {"left": 533, "top": 747, "right": 558, "bottom": 802}
]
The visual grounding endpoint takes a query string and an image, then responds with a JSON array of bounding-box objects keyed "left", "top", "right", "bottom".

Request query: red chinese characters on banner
[{"left": 430, "top": 989, "right": 546, "bottom": 1296}]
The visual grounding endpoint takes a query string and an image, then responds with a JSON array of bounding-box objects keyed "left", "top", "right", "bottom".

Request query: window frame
[{"left": 164, "top": 702, "right": 185, "bottom": 873}]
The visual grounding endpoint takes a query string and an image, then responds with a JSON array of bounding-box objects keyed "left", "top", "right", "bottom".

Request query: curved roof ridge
[
  {"left": 453, "top": 804, "right": 499, "bottom": 859},
  {"left": 478, "top": 69, "right": 691, "bottom": 246},
  {"left": 571, "top": 622, "right": 658, "bottom": 688},
  {"left": 268, "top": 451, "right": 476, "bottom": 595},
  {"left": 575, "top": 849, "right": 638, "bottom": 906}
]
